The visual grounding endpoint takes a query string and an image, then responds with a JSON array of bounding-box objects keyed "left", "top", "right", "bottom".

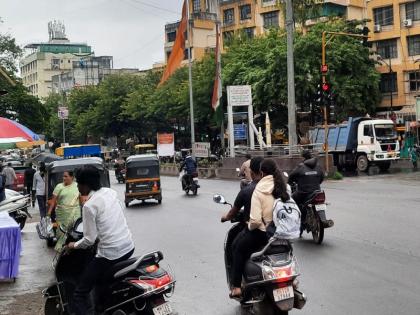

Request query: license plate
[
  {"left": 153, "top": 302, "right": 172, "bottom": 315},
  {"left": 273, "top": 286, "right": 294, "bottom": 302},
  {"left": 315, "top": 204, "right": 327, "bottom": 211}
]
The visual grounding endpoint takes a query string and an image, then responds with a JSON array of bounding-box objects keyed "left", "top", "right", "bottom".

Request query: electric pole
[{"left": 285, "top": 0, "right": 297, "bottom": 148}]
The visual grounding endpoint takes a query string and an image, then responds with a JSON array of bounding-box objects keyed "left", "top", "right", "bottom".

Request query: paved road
[
  {"left": 1, "top": 171, "right": 420, "bottom": 314},
  {"left": 114, "top": 171, "right": 420, "bottom": 315}
]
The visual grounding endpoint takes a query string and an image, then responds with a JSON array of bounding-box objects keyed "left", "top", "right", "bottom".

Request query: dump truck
[{"left": 309, "top": 117, "right": 400, "bottom": 172}]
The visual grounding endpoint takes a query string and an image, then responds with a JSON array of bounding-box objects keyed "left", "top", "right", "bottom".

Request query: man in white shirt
[{"left": 67, "top": 165, "right": 134, "bottom": 315}]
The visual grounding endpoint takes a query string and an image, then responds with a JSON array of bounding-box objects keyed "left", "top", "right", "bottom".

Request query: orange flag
[{"left": 159, "top": 1, "right": 188, "bottom": 86}]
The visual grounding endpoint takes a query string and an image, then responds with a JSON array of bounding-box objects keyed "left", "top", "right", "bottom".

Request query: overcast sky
[{"left": 0, "top": 0, "right": 184, "bottom": 70}]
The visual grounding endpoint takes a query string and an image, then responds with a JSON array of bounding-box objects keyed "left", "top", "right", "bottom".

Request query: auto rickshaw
[
  {"left": 125, "top": 154, "right": 162, "bottom": 207},
  {"left": 37, "top": 157, "right": 110, "bottom": 247}
]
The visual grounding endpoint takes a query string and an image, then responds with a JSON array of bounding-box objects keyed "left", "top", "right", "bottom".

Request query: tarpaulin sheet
[{"left": 0, "top": 212, "right": 21, "bottom": 279}]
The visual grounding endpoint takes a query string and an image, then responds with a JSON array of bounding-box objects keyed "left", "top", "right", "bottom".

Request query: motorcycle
[
  {"left": 0, "top": 189, "right": 31, "bottom": 230},
  {"left": 116, "top": 168, "right": 126, "bottom": 184},
  {"left": 214, "top": 194, "right": 306, "bottom": 315},
  {"left": 180, "top": 171, "right": 199, "bottom": 195},
  {"left": 289, "top": 184, "right": 334, "bottom": 244},
  {"left": 43, "top": 218, "right": 176, "bottom": 315}
]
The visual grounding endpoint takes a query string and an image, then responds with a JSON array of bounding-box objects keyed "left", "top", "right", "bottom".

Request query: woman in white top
[{"left": 32, "top": 162, "right": 47, "bottom": 217}]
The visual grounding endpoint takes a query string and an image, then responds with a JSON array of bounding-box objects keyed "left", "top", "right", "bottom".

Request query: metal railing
[{"left": 224, "top": 143, "right": 325, "bottom": 158}]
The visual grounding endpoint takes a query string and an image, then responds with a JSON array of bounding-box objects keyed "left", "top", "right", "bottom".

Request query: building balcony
[{"left": 192, "top": 12, "right": 217, "bottom": 21}]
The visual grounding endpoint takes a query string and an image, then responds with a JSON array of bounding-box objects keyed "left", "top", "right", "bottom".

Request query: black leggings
[
  {"left": 231, "top": 228, "right": 268, "bottom": 288},
  {"left": 73, "top": 248, "right": 134, "bottom": 315}
]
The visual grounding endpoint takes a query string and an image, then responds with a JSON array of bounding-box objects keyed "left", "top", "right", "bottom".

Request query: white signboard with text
[
  {"left": 58, "top": 107, "right": 69, "bottom": 120},
  {"left": 227, "top": 85, "right": 252, "bottom": 107},
  {"left": 192, "top": 142, "right": 210, "bottom": 158},
  {"left": 157, "top": 133, "right": 175, "bottom": 157}
]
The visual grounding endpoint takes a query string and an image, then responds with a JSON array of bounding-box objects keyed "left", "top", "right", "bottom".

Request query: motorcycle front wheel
[
  {"left": 44, "top": 297, "right": 65, "bottom": 315},
  {"left": 311, "top": 212, "right": 324, "bottom": 244}
]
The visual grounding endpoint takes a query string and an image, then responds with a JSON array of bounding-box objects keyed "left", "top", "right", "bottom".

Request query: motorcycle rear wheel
[
  {"left": 255, "top": 298, "right": 288, "bottom": 315},
  {"left": 311, "top": 214, "right": 324, "bottom": 244}
]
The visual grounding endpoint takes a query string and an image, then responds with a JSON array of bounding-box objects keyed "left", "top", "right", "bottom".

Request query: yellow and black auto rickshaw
[{"left": 125, "top": 154, "right": 162, "bottom": 207}]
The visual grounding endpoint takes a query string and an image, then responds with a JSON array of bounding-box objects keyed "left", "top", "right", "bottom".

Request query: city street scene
[{"left": 1, "top": 0, "right": 420, "bottom": 315}]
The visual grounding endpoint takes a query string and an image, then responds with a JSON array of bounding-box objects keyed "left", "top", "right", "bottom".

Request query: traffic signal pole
[{"left": 321, "top": 31, "right": 368, "bottom": 175}]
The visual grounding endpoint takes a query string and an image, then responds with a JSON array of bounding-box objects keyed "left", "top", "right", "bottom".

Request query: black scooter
[
  {"left": 43, "top": 218, "right": 176, "bottom": 315},
  {"left": 214, "top": 194, "right": 306, "bottom": 315}
]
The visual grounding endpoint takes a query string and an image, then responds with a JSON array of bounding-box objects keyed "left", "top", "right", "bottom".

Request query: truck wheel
[
  {"left": 356, "top": 155, "right": 369, "bottom": 172},
  {"left": 378, "top": 161, "right": 391, "bottom": 171}
]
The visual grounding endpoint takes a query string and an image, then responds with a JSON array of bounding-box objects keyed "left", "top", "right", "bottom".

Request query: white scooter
[{"left": 0, "top": 189, "right": 31, "bottom": 229}]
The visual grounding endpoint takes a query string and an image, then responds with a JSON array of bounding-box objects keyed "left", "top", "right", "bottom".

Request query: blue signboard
[{"left": 234, "top": 124, "right": 247, "bottom": 140}]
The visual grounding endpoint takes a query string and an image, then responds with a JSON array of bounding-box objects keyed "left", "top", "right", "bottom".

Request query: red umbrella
[{"left": 0, "top": 118, "right": 40, "bottom": 141}]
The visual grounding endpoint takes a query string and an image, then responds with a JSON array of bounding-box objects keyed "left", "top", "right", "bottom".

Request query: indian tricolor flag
[{"left": 159, "top": 1, "right": 188, "bottom": 86}]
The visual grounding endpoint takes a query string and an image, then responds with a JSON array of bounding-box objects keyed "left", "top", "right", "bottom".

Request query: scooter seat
[
  {"left": 110, "top": 257, "right": 139, "bottom": 278},
  {"left": 250, "top": 239, "right": 291, "bottom": 261}
]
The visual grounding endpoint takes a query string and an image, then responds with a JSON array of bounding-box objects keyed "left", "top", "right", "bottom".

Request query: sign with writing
[
  {"left": 58, "top": 107, "right": 69, "bottom": 120},
  {"left": 192, "top": 142, "right": 210, "bottom": 158},
  {"left": 227, "top": 85, "right": 252, "bottom": 107},
  {"left": 234, "top": 124, "right": 247, "bottom": 140},
  {"left": 416, "top": 97, "right": 420, "bottom": 121},
  {"left": 157, "top": 133, "right": 175, "bottom": 156}
]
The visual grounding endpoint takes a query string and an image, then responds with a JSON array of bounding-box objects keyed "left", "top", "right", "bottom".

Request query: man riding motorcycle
[
  {"left": 288, "top": 150, "right": 324, "bottom": 234},
  {"left": 179, "top": 152, "right": 199, "bottom": 190}
]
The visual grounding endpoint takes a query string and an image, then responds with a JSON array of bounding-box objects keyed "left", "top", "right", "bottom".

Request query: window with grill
[
  {"left": 406, "top": 1, "right": 420, "bottom": 21},
  {"left": 408, "top": 72, "right": 420, "bottom": 91},
  {"left": 243, "top": 27, "right": 254, "bottom": 39},
  {"left": 373, "top": 6, "right": 393, "bottom": 26},
  {"left": 408, "top": 35, "right": 420, "bottom": 56},
  {"left": 224, "top": 8, "right": 235, "bottom": 25},
  {"left": 380, "top": 72, "right": 397, "bottom": 93},
  {"left": 167, "top": 31, "right": 176, "bottom": 42},
  {"left": 263, "top": 11, "right": 279, "bottom": 28},
  {"left": 240, "top": 5, "right": 251, "bottom": 20},
  {"left": 193, "top": 0, "right": 201, "bottom": 13},
  {"left": 376, "top": 39, "right": 397, "bottom": 59},
  {"left": 223, "top": 31, "right": 234, "bottom": 45},
  {"left": 51, "top": 58, "right": 60, "bottom": 70}
]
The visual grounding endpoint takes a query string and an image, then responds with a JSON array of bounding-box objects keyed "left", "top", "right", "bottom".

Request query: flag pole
[{"left": 186, "top": 0, "right": 195, "bottom": 148}]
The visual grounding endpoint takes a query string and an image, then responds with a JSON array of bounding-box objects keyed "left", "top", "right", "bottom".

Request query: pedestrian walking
[
  {"left": 24, "top": 163, "right": 36, "bottom": 206},
  {"left": 1, "top": 163, "right": 17, "bottom": 189},
  {"left": 0, "top": 168, "right": 6, "bottom": 203},
  {"left": 410, "top": 147, "right": 418, "bottom": 170},
  {"left": 47, "top": 171, "right": 80, "bottom": 252},
  {"left": 33, "top": 162, "right": 47, "bottom": 217}
]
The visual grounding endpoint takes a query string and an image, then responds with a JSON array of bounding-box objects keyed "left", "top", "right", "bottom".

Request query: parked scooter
[
  {"left": 43, "top": 218, "right": 176, "bottom": 315},
  {"left": 0, "top": 189, "right": 31, "bottom": 229},
  {"left": 214, "top": 194, "right": 306, "bottom": 315}
]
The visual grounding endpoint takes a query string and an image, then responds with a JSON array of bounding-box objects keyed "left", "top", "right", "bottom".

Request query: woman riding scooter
[{"left": 230, "top": 159, "right": 289, "bottom": 298}]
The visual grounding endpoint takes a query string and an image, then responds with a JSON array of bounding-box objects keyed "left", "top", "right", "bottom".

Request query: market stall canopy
[
  {"left": 0, "top": 137, "right": 27, "bottom": 150},
  {"left": 0, "top": 118, "right": 40, "bottom": 141}
]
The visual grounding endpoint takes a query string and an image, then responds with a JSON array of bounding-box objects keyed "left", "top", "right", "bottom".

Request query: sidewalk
[{"left": 0, "top": 207, "right": 55, "bottom": 315}]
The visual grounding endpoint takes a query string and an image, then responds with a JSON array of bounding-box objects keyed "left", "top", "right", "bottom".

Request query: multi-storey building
[
  {"left": 20, "top": 21, "right": 93, "bottom": 99},
  {"left": 367, "top": 0, "right": 420, "bottom": 120},
  {"left": 219, "top": 0, "right": 366, "bottom": 46},
  {"left": 51, "top": 56, "right": 113, "bottom": 94},
  {"left": 164, "top": 0, "right": 218, "bottom": 63}
]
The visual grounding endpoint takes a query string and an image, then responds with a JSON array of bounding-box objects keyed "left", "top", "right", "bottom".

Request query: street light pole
[
  {"left": 186, "top": 0, "right": 196, "bottom": 148},
  {"left": 285, "top": 0, "right": 297, "bottom": 149}
]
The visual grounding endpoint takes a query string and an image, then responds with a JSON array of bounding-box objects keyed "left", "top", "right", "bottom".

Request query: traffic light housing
[{"left": 362, "top": 26, "right": 371, "bottom": 48}]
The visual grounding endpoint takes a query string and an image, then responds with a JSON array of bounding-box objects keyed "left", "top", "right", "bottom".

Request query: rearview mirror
[{"left": 213, "top": 194, "right": 226, "bottom": 204}]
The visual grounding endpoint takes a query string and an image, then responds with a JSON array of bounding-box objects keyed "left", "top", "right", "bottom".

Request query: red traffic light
[
  {"left": 321, "top": 64, "right": 328, "bottom": 73},
  {"left": 322, "top": 83, "right": 330, "bottom": 92}
]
